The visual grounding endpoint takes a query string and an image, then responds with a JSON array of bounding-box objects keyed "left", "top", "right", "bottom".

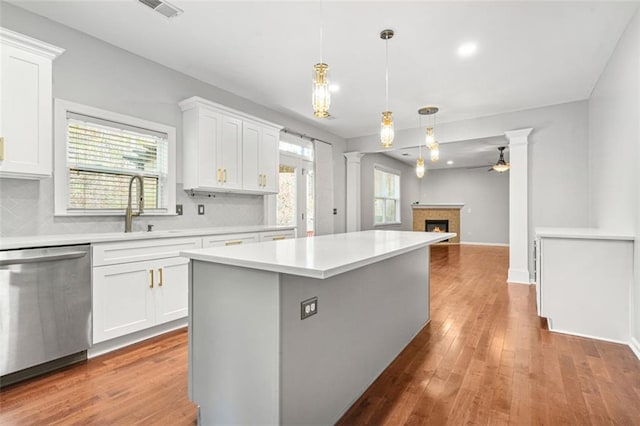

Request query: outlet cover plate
[
  {"left": 301, "top": 297, "right": 318, "bottom": 320},
  {"left": 198, "top": 204, "right": 205, "bottom": 215}
]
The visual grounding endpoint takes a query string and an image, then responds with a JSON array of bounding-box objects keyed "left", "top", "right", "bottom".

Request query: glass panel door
[{"left": 277, "top": 155, "right": 314, "bottom": 237}]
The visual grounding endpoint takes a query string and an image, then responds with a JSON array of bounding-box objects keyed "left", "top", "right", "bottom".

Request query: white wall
[
  {"left": 359, "top": 153, "right": 419, "bottom": 231},
  {"left": 349, "top": 100, "right": 590, "bottom": 276},
  {"left": 587, "top": 10, "right": 640, "bottom": 353},
  {"left": 0, "top": 3, "right": 347, "bottom": 236},
  {"left": 419, "top": 168, "right": 509, "bottom": 245}
]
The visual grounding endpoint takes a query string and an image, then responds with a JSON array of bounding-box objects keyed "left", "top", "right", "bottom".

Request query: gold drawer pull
[
  {"left": 272, "top": 236, "right": 286, "bottom": 241},
  {"left": 0, "top": 137, "right": 4, "bottom": 161},
  {"left": 263, "top": 174, "right": 266, "bottom": 186},
  {"left": 225, "top": 240, "right": 243, "bottom": 246},
  {"left": 158, "top": 268, "right": 163, "bottom": 287},
  {"left": 149, "top": 269, "right": 154, "bottom": 288}
]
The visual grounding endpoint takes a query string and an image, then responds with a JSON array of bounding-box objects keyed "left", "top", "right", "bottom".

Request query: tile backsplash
[{"left": 0, "top": 178, "right": 264, "bottom": 237}]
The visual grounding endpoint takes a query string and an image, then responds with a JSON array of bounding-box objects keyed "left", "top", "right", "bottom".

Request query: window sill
[
  {"left": 373, "top": 222, "right": 402, "bottom": 227},
  {"left": 55, "top": 211, "right": 178, "bottom": 217}
]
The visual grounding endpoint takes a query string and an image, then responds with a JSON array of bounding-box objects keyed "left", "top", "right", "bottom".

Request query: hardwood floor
[{"left": 1, "top": 244, "right": 639, "bottom": 425}]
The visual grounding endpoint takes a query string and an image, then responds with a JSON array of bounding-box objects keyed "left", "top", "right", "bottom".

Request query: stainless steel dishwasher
[{"left": 0, "top": 245, "right": 91, "bottom": 387}]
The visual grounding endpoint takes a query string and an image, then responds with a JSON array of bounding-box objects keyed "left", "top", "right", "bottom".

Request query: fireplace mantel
[{"left": 411, "top": 203, "right": 464, "bottom": 210}]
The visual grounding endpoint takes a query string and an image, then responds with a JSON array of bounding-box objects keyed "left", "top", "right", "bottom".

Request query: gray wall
[
  {"left": 587, "top": 10, "right": 640, "bottom": 351},
  {"left": 359, "top": 153, "right": 419, "bottom": 231},
  {"left": 0, "top": 3, "right": 347, "bottom": 237},
  {"left": 349, "top": 100, "right": 591, "bottom": 276},
  {"left": 419, "top": 167, "right": 509, "bottom": 245}
]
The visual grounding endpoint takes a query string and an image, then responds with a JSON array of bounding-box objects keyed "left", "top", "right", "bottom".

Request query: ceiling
[{"left": 9, "top": 1, "right": 638, "bottom": 144}]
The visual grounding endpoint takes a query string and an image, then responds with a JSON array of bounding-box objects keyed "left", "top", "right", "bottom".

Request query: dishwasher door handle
[{"left": 0, "top": 251, "right": 88, "bottom": 266}]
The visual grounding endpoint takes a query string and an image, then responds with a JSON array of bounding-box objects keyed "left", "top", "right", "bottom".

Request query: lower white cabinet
[
  {"left": 92, "top": 256, "right": 189, "bottom": 343},
  {"left": 202, "top": 232, "right": 259, "bottom": 248},
  {"left": 259, "top": 229, "right": 296, "bottom": 242}
]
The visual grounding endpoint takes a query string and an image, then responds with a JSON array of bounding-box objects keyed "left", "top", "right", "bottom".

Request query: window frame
[
  {"left": 54, "top": 99, "right": 176, "bottom": 216},
  {"left": 373, "top": 164, "right": 401, "bottom": 226}
]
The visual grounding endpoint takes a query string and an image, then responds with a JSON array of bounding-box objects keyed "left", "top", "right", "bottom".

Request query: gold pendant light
[
  {"left": 416, "top": 144, "right": 425, "bottom": 178},
  {"left": 312, "top": 1, "right": 330, "bottom": 118},
  {"left": 418, "top": 106, "right": 440, "bottom": 162},
  {"left": 380, "top": 29, "right": 394, "bottom": 148}
]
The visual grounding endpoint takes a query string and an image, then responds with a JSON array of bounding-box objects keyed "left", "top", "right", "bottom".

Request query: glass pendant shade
[
  {"left": 416, "top": 157, "right": 425, "bottom": 178},
  {"left": 380, "top": 111, "right": 394, "bottom": 148},
  {"left": 493, "top": 162, "right": 510, "bottom": 173},
  {"left": 312, "top": 63, "right": 330, "bottom": 118},
  {"left": 425, "top": 127, "right": 435, "bottom": 149},
  {"left": 430, "top": 141, "right": 440, "bottom": 162}
]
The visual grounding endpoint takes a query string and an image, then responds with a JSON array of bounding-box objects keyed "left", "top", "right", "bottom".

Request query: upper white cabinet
[
  {"left": 0, "top": 28, "right": 64, "bottom": 179},
  {"left": 180, "top": 96, "right": 281, "bottom": 194}
]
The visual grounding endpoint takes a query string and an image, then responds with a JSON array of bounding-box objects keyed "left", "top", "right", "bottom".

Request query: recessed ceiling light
[
  {"left": 329, "top": 84, "right": 340, "bottom": 92},
  {"left": 457, "top": 42, "right": 477, "bottom": 58},
  {"left": 447, "top": 160, "right": 454, "bottom": 165}
]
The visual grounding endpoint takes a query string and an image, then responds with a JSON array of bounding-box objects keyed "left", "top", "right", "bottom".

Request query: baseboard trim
[
  {"left": 460, "top": 242, "right": 509, "bottom": 247},
  {"left": 630, "top": 337, "right": 640, "bottom": 360},
  {"left": 88, "top": 317, "right": 188, "bottom": 358},
  {"left": 547, "top": 326, "right": 629, "bottom": 346},
  {"left": 507, "top": 268, "right": 531, "bottom": 284}
]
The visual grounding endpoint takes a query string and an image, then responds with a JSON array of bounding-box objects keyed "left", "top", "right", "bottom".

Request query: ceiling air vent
[{"left": 138, "top": 0, "right": 183, "bottom": 19}]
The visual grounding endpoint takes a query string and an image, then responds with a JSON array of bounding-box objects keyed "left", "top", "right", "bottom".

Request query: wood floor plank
[{"left": 2, "top": 245, "right": 640, "bottom": 425}]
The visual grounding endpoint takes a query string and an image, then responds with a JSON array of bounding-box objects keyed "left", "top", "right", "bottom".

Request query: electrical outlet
[
  {"left": 301, "top": 297, "right": 318, "bottom": 320},
  {"left": 176, "top": 204, "right": 183, "bottom": 215},
  {"left": 198, "top": 204, "right": 205, "bottom": 215}
]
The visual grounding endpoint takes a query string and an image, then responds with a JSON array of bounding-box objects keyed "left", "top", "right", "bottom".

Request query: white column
[
  {"left": 344, "top": 152, "right": 364, "bottom": 232},
  {"left": 505, "top": 128, "right": 533, "bottom": 284}
]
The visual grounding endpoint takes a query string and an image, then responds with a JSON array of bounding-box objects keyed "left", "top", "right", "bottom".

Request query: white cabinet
[
  {"left": 242, "top": 122, "right": 280, "bottom": 193},
  {"left": 0, "top": 28, "right": 63, "bottom": 179},
  {"left": 92, "top": 237, "right": 200, "bottom": 343},
  {"left": 259, "top": 229, "right": 296, "bottom": 242},
  {"left": 202, "top": 232, "right": 259, "bottom": 248},
  {"left": 180, "top": 96, "right": 281, "bottom": 194}
]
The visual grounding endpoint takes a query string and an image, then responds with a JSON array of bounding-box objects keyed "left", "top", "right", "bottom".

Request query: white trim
[
  {"left": 546, "top": 327, "right": 629, "bottom": 346},
  {"left": 373, "top": 163, "right": 401, "bottom": 176},
  {"left": 54, "top": 99, "right": 176, "bottom": 216},
  {"left": 460, "top": 242, "right": 509, "bottom": 247},
  {"left": 88, "top": 318, "right": 187, "bottom": 358},
  {"left": 179, "top": 96, "right": 282, "bottom": 130},
  {"left": 507, "top": 268, "right": 532, "bottom": 284},
  {"left": 630, "top": 337, "right": 640, "bottom": 360},
  {"left": 411, "top": 203, "right": 464, "bottom": 210},
  {"left": 0, "top": 27, "right": 65, "bottom": 59}
]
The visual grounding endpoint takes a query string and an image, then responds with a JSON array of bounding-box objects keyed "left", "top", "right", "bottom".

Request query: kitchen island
[{"left": 181, "top": 230, "right": 454, "bottom": 425}]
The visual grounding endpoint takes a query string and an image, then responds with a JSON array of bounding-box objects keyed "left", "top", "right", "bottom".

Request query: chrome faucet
[{"left": 125, "top": 175, "right": 144, "bottom": 232}]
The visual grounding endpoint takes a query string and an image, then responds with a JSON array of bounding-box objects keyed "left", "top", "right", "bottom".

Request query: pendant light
[
  {"left": 418, "top": 106, "right": 440, "bottom": 162},
  {"left": 312, "top": 1, "right": 330, "bottom": 118},
  {"left": 416, "top": 144, "right": 425, "bottom": 178},
  {"left": 380, "top": 29, "right": 394, "bottom": 148},
  {"left": 492, "top": 147, "right": 510, "bottom": 172}
]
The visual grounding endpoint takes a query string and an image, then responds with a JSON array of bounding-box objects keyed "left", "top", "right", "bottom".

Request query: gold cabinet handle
[
  {"left": 223, "top": 169, "right": 227, "bottom": 183},
  {"left": 272, "top": 236, "right": 286, "bottom": 241},
  {"left": 158, "top": 268, "right": 163, "bottom": 287},
  {"left": 225, "top": 240, "right": 243, "bottom": 246},
  {"left": 258, "top": 174, "right": 262, "bottom": 187},
  {"left": 216, "top": 168, "right": 221, "bottom": 183},
  {"left": 0, "top": 137, "right": 4, "bottom": 161},
  {"left": 149, "top": 269, "right": 154, "bottom": 288},
  {"left": 263, "top": 174, "right": 267, "bottom": 187}
]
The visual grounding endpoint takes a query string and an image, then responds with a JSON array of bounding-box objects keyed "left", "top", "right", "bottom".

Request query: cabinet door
[
  {"left": 202, "top": 233, "right": 259, "bottom": 248},
  {"left": 242, "top": 121, "right": 261, "bottom": 192},
  {"left": 197, "top": 109, "right": 222, "bottom": 189},
  {"left": 220, "top": 116, "right": 243, "bottom": 190},
  {"left": 0, "top": 45, "right": 53, "bottom": 179},
  {"left": 92, "top": 261, "right": 156, "bottom": 343},
  {"left": 155, "top": 257, "right": 189, "bottom": 324},
  {"left": 260, "top": 127, "right": 280, "bottom": 193}
]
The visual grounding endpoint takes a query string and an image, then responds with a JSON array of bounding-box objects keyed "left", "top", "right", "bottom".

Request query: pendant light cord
[
  {"left": 319, "top": 0, "right": 324, "bottom": 64},
  {"left": 385, "top": 38, "right": 389, "bottom": 111}
]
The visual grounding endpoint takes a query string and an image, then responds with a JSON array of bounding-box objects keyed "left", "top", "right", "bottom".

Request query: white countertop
[
  {"left": 0, "top": 225, "right": 295, "bottom": 250},
  {"left": 181, "top": 230, "right": 455, "bottom": 279},
  {"left": 535, "top": 227, "right": 634, "bottom": 241}
]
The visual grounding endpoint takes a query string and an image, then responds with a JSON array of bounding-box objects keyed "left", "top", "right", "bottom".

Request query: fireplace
[{"left": 425, "top": 219, "right": 450, "bottom": 242}]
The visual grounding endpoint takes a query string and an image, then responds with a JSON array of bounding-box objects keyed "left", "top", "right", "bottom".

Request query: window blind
[
  {"left": 374, "top": 167, "right": 401, "bottom": 224},
  {"left": 66, "top": 112, "right": 169, "bottom": 210}
]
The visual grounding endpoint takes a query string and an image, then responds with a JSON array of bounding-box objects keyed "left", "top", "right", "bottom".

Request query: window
[
  {"left": 54, "top": 100, "right": 176, "bottom": 215},
  {"left": 374, "top": 165, "right": 400, "bottom": 225}
]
